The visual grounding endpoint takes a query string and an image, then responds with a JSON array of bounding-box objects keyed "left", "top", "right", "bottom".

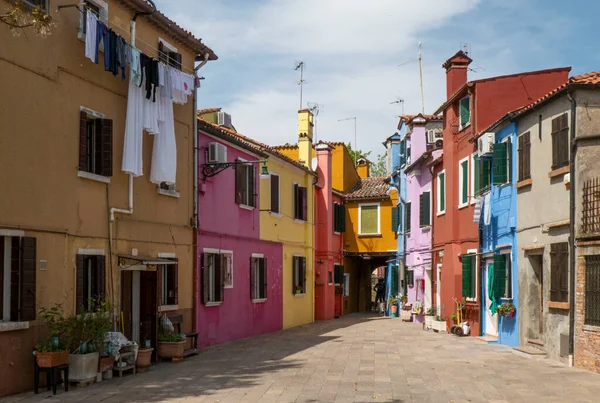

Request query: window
[
  {"left": 459, "top": 96, "right": 470, "bottom": 129},
  {"left": 235, "top": 162, "right": 256, "bottom": 208},
  {"left": 76, "top": 254, "right": 106, "bottom": 313},
  {"left": 551, "top": 113, "right": 569, "bottom": 170},
  {"left": 328, "top": 271, "right": 333, "bottom": 285},
  {"left": 334, "top": 264, "right": 344, "bottom": 285},
  {"left": 518, "top": 132, "right": 531, "bottom": 181},
  {"left": 492, "top": 138, "right": 512, "bottom": 185},
  {"left": 1, "top": 236, "right": 37, "bottom": 322},
  {"left": 585, "top": 255, "right": 600, "bottom": 326},
  {"left": 343, "top": 273, "right": 350, "bottom": 297},
  {"left": 406, "top": 145, "right": 411, "bottom": 165},
  {"left": 359, "top": 203, "right": 380, "bottom": 235},
  {"left": 493, "top": 253, "right": 512, "bottom": 299},
  {"left": 461, "top": 253, "right": 477, "bottom": 299},
  {"left": 79, "top": 109, "right": 113, "bottom": 177},
  {"left": 550, "top": 243, "right": 569, "bottom": 302},
  {"left": 437, "top": 171, "right": 446, "bottom": 215},
  {"left": 158, "top": 182, "right": 179, "bottom": 198},
  {"left": 293, "top": 184, "right": 308, "bottom": 221},
  {"left": 419, "top": 191, "right": 431, "bottom": 227},
  {"left": 293, "top": 256, "right": 307, "bottom": 295},
  {"left": 202, "top": 251, "right": 225, "bottom": 304},
  {"left": 400, "top": 139, "right": 406, "bottom": 166},
  {"left": 23, "top": 0, "right": 48, "bottom": 12},
  {"left": 391, "top": 205, "right": 401, "bottom": 233},
  {"left": 79, "top": 0, "right": 108, "bottom": 38},
  {"left": 459, "top": 157, "right": 469, "bottom": 208},
  {"left": 158, "top": 38, "right": 182, "bottom": 71},
  {"left": 474, "top": 156, "right": 491, "bottom": 197},
  {"left": 160, "top": 263, "right": 178, "bottom": 306},
  {"left": 333, "top": 203, "right": 346, "bottom": 233},
  {"left": 390, "top": 265, "right": 399, "bottom": 297},
  {"left": 405, "top": 269, "right": 414, "bottom": 287},
  {"left": 270, "top": 174, "right": 280, "bottom": 214},
  {"left": 405, "top": 202, "right": 412, "bottom": 233},
  {"left": 222, "top": 252, "right": 233, "bottom": 288},
  {"left": 250, "top": 255, "right": 267, "bottom": 301}
]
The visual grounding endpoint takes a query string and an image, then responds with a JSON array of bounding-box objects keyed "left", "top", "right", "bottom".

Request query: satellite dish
[{"left": 311, "top": 157, "right": 318, "bottom": 171}]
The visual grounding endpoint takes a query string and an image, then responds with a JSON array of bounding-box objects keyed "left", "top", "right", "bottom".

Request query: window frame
[
  {"left": 251, "top": 254, "right": 267, "bottom": 302},
  {"left": 221, "top": 250, "right": 234, "bottom": 289},
  {"left": 499, "top": 251, "right": 512, "bottom": 300},
  {"left": 459, "top": 96, "right": 471, "bottom": 130},
  {"left": 236, "top": 159, "right": 256, "bottom": 209},
  {"left": 465, "top": 249, "right": 478, "bottom": 302},
  {"left": 470, "top": 154, "right": 477, "bottom": 204},
  {"left": 458, "top": 156, "right": 469, "bottom": 209},
  {"left": 419, "top": 190, "right": 431, "bottom": 227},
  {"left": 518, "top": 131, "right": 531, "bottom": 182},
  {"left": 551, "top": 113, "right": 569, "bottom": 170},
  {"left": 270, "top": 173, "right": 280, "bottom": 215},
  {"left": 78, "top": 0, "right": 108, "bottom": 40},
  {"left": 79, "top": 106, "right": 112, "bottom": 180},
  {"left": 550, "top": 242, "right": 569, "bottom": 303},
  {"left": 437, "top": 170, "right": 446, "bottom": 216},
  {"left": 585, "top": 255, "right": 600, "bottom": 326},
  {"left": 358, "top": 203, "right": 381, "bottom": 236},
  {"left": 1, "top": 234, "right": 37, "bottom": 323},
  {"left": 202, "top": 249, "right": 224, "bottom": 305},
  {"left": 293, "top": 183, "right": 308, "bottom": 222},
  {"left": 293, "top": 255, "right": 307, "bottom": 295},
  {"left": 405, "top": 202, "right": 412, "bottom": 234}
]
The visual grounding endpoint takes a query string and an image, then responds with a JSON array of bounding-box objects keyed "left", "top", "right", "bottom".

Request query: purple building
[{"left": 403, "top": 114, "right": 443, "bottom": 321}]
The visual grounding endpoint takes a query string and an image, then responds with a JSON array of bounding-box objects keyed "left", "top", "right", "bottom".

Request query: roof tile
[{"left": 345, "top": 177, "right": 390, "bottom": 200}]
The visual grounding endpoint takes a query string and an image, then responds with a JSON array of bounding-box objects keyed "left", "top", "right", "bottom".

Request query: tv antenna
[
  {"left": 307, "top": 102, "right": 323, "bottom": 142},
  {"left": 294, "top": 61, "right": 306, "bottom": 109},
  {"left": 460, "top": 42, "right": 471, "bottom": 56},
  {"left": 390, "top": 98, "right": 405, "bottom": 115},
  {"left": 418, "top": 42, "right": 425, "bottom": 114}
]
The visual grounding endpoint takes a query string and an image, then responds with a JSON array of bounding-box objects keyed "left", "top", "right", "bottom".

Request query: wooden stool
[{"left": 34, "top": 361, "right": 69, "bottom": 395}]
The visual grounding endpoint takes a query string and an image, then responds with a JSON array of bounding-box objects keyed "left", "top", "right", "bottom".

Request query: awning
[{"left": 118, "top": 254, "right": 177, "bottom": 271}]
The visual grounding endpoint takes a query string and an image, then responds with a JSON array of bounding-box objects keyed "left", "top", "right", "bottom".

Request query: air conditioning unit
[
  {"left": 435, "top": 139, "right": 443, "bottom": 148},
  {"left": 478, "top": 132, "right": 495, "bottom": 155},
  {"left": 427, "top": 129, "right": 443, "bottom": 144},
  {"left": 217, "top": 111, "right": 232, "bottom": 128},
  {"left": 208, "top": 142, "right": 227, "bottom": 164}
]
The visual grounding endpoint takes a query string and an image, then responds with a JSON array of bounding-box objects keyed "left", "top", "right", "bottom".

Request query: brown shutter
[
  {"left": 270, "top": 175, "right": 279, "bottom": 213},
  {"left": 292, "top": 256, "right": 297, "bottom": 294},
  {"left": 524, "top": 132, "right": 531, "bottom": 180},
  {"left": 559, "top": 114, "right": 569, "bottom": 168},
  {"left": 551, "top": 116, "right": 560, "bottom": 169},
  {"left": 18, "top": 237, "right": 36, "bottom": 321},
  {"left": 261, "top": 258, "right": 267, "bottom": 299},
  {"left": 168, "top": 51, "right": 183, "bottom": 71},
  {"left": 216, "top": 254, "right": 224, "bottom": 302},
  {"left": 79, "top": 111, "right": 88, "bottom": 171},
  {"left": 301, "top": 257, "right": 307, "bottom": 292},
  {"left": 559, "top": 243, "right": 569, "bottom": 302},
  {"left": 250, "top": 257, "right": 256, "bottom": 300},
  {"left": 168, "top": 263, "right": 178, "bottom": 305},
  {"left": 99, "top": 119, "right": 113, "bottom": 177},
  {"left": 202, "top": 253, "right": 209, "bottom": 304},
  {"left": 76, "top": 255, "right": 85, "bottom": 314},
  {"left": 158, "top": 265, "right": 163, "bottom": 305},
  {"left": 250, "top": 165, "right": 256, "bottom": 208},
  {"left": 96, "top": 255, "right": 106, "bottom": 301},
  {"left": 301, "top": 187, "right": 308, "bottom": 221},
  {"left": 518, "top": 134, "right": 524, "bottom": 181},
  {"left": 293, "top": 184, "right": 299, "bottom": 219},
  {"left": 10, "top": 238, "right": 20, "bottom": 321},
  {"left": 235, "top": 163, "right": 244, "bottom": 205}
]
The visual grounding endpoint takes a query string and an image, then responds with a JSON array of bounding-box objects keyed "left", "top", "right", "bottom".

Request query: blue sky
[{"left": 155, "top": 0, "right": 600, "bottom": 157}]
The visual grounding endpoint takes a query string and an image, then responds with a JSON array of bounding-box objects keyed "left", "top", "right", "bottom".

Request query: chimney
[
  {"left": 442, "top": 50, "right": 472, "bottom": 99},
  {"left": 315, "top": 142, "right": 333, "bottom": 250},
  {"left": 298, "top": 109, "right": 314, "bottom": 168},
  {"left": 356, "top": 157, "right": 370, "bottom": 179}
]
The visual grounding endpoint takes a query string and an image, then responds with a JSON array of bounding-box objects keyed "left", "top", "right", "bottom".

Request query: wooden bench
[{"left": 167, "top": 314, "right": 198, "bottom": 357}]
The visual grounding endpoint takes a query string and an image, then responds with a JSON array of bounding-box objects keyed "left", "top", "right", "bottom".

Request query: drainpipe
[
  {"left": 192, "top": 53, "right": 209, "bottom": 334},
  {"left": 567, "top": 90, "right": 577, "bottom": 367}
]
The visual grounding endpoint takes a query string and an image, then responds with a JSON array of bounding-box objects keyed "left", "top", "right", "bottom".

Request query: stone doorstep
[{"left": 513, "top": 346, "right": 548, "bottom": 357}]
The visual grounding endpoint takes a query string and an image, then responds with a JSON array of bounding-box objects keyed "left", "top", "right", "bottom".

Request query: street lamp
[
  {"left": 338, "top": 117, "right": 357, "bottom": 165},
  {"left": 202, "top": 160, "right": 269, "bottom": 180}
]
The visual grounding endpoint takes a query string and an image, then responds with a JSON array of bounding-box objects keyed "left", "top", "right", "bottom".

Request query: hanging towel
[
  {"left": 84, "top": 11, "right": 98, "bottom": 63},
  {"left": 487, "top": 264, "right": 498, "bottom": 314},
  {"left": 150, "top": 93, "right": 177, "bottom": 185},
  {"left": 484, "top": 193, "right": 492, "bottom": 226},
  {"left": 122, "top": 78, "right": 145, "bottom": 177}
]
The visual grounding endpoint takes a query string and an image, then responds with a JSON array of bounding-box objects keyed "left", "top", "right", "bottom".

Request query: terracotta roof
[
  {"left": 197, "top": 108, "right": 222, "bottom": 115},
  {"left": 119, "top": 0, "right": 218, "bottom": 60},
  {"left": 197, "top": 119, "right": 267, "bottom": 157},
  {"left": 198, "top": 119, "right": 314, "bottom": 174},
  {"left": 345, "top": 177, "right": 390, "bottom": 200},
  {"left": 406, "top": 113, "right": 443, "bottom": 125},
  {"left": 272, "top": 141, "right": 347, "bottom": 150}
]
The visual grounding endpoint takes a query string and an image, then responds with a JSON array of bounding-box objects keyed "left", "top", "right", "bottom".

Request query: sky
[{"left": 154, "top": 0, "right": 600, "bottom": 158}]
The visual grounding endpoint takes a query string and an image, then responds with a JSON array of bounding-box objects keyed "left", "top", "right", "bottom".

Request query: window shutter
[
  {"left": 559, "top": 243, "right": 569, "bottom": 302},
  {"left": 461, "top": 161, "right": 468, "bottom": 203},
  {"left": 250, "top": 257, "right": 256, "bottom": 300},
  {"left": 419, "top": 194, "right": 424, "bottom": 226},
  {"left": 340, "top": 205, "right": 346, "bottom": 232},
  {"left": 391, "top": 206, "right": 399, "bottom": 232},
  {"left": 507, "top": 137, "right": 512, "bottom": 183},
  {"left": 551, "top": 117, "right": 560, "bottom": 169},
  {"left": 168, "top": 51, "right": 183, "bottom": 71},
  {"left": 292, "top": 257, "right": 297, "bottom": 294},
  {"left": 97, "top": 255, "right": 106, "bottom": 301},
  {"left": 76, "top": 254, "right": 85, "bottom": 314},
  {"left": 235, "top": 163, "right": 244, "bottom": 205},
  {"left": 17, "top": 237, "right": 36, "bottom": 321},
  {"left": 461, "top": 254, "right": 472, "bottom": 298},
  {"left": 439, "top": 173, "right": 445, "bottom": 211},
  {"left": 158, "top": 265, "right": 163, "bottom": 305},
  {"left": 97, "top": 119, "right": 113, "bottom": 177},
  {"left": 474, "top": 157, "right": 480, "bottom": 196},
  {"left": 493, "top": 142, "right": 508, "bottom": 184},
  {"left": 494, "top": 254, "right": 507, "bottom": 298},
  {"left": 333, "top": 204, "right": 339, "bottom": 232},
  {"left": 261, "top": 258, "right": 268, "bottom": 299},
  {"left": 217, "top": 254, "right": 224, "bottom": 302},
  {"left": 293, "top": 184, "right": 299, "bottom": 219},
  {"left": 524, "top": 132, "right": 531, "bottom": 180},
  {"left": 79, "top": 111, "right": 88, "bottom": 171},
  {"left": 391, "top": 265, "right": 398, "bottom": 296},
  {"left": 170, "top": 263, "right": 178, "bottom": 305},
  {"left": 301, "top": 186, "right": 308, "bottom": 221},
  {"left": 423, "top": 192, "right": 430, "bottom": 226},
  {"left": 460, "top": 98, "right": 470, "bottom": 125},
  {"left": 518, "top": 135, "right": 524, "bottom": 181},
  {"left": 406, "top": 203, "right": 411, "bottom": 233},
  {"left": 301, "top": 257, "right": 307, "bottom": 291},
  {"left": 202, "top": 253, "right": 209, "bottom": 304},
  {"left": 249, "top": 165, "right": 256, "bottom": 207},
  {"left": 271, "top": 175, "right": 279, "bottom": 213},
  {"left": 559, "top": 114, "right": 569, "bottom": 168}
]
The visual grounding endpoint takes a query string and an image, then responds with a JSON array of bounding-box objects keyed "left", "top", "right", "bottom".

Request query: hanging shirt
[
  {"left": 116, "top": 36, "right": 128, "bottom": 80},
  {"left": 84, "top": 11, "right": 98, "bottom": 63},
  {"left": 96, "top": 20, "right": 108, "bottom": 65},
  {"left": 130, "top": 48, "right": 142, "bottom": 86},
  {"left": 181, "top": 73, "right": 195, "bottom": 96}
]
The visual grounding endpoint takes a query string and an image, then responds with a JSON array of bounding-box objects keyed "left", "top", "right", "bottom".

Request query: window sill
[
  {"left": 500, "top": 297, "right": 513, "bottom": 301},
  {"left": 583, "top": 324, "right": 600, "bottom": 333},
  {"left": 548, "top": 166, "right": 569, "bottom": 179},
  {"left": 157, "top": 188, "right": 180, "bottom": 198},
  {"left": 158, "top": 305, "right": 179, "bottom": 312},
  {"left": 205, "top": 302, "right": 223, "bottom": 307},
  {"left": 458, "top": 203, "right": 469, "bottom": 210},
  {"left": 224, "top": 285, "right": 233, "bottom": 289},
  {"left": 294, "top": 293, "right": 306, "bottom": 297},
  {"left": 0, "top": 321, "right": 29, "bottom": 332},
  {"left": 420, "top": 226, "right": 431, "bottom": 231},
  {"left": 548, "top": 301, "right": 569, "bottom": 310},
  {"left": 270, "top": 212, "right": 283, "bottom": 218},
  {"left": 78, "top": 170, "right": 111, "bottom": 184},
  {"left": 294, "top": 219, "right": 307, "bottom": 224},
  {"left": 516, "top": 178, "right": 532, "bottom": 189},
  {"left": 358, "top": 233, "right": 382, "bottom": 238},
  {"left": 458, "top": 122, "right": 471, "bottom": 132},
  {"left": 252, "top": 298, "right": 267, "bottom": 304},
  {"left": 437, "top": 211, "right": 445, "bottom": 217}
]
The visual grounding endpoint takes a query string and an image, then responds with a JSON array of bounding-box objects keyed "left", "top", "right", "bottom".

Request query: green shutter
[
  {"left": 340, "top": 204, "right": 346, "bottom": 232},
  {"left": 407, "top": 147, "right": 411, "bottom": 163},
  {"left": 461, "top": 160, "right": 468, "bottom": 204},
  {"left": 462, "top": 254, "right": 473, "bottom": 298},
  {"left": 493, "top": 142, "right": 508, "bottom": 184},
  {"left": 494, "top": 254, "right": 507, "bottom": 298},
  {"left": 400, "top": 140, "right": 406, "bottom": 165},
  {"left": 460, "top": 97, "right": 470, "bottom": 126},
  {"left": 405, "top": 203, "right": 411, "bottom": 233},
  {"left": 391, "top": 265, "right": 399, "bottom": 296},
  {"left": 419, "top": 191, "right": 430, "bottom": 226},
  {"left": 392, "top": 207, "right": 399, "bottom": 232},
  {"left": 439, "top": 173, "right": 445, "bottom": 212}
]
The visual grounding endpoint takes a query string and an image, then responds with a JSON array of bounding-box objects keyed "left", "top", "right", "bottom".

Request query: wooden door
[{"left": 140, "top": 270, "right": 158, "bottom": 361}]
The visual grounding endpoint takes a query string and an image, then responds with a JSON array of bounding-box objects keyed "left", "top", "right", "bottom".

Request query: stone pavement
[{"left": 4, "top": 314, "right": 600, "bottom": 403}]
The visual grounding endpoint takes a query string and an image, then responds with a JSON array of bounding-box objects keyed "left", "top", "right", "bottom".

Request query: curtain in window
[{"left": 360, "top": 206, "right": 378, "bottom": 234}]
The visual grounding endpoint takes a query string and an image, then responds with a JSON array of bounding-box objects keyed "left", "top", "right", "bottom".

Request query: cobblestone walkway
[{"left": 4, "top": 314, "right": 600, "bottom": 403}]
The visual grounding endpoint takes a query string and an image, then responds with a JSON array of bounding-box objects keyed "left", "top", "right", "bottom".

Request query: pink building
[
  {"left": 196, "top": 119, "right": 283, "bottom": 348},
  {"left": 403, "top": 114, "right": 443, "bottom": 320}
]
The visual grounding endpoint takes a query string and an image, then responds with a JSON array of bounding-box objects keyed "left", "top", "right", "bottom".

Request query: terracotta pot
[
  {"left": 36, "top": 350, "right": 70, "bottom": 368},
  {"left": 390, "top": 305, "right": 398, "bottom": 314},
  {"left": 136, "top": 348, "right": 154, "bottom": 373},
  {"left": 158, "top": 341, "right": 185, "bottom": 362}
]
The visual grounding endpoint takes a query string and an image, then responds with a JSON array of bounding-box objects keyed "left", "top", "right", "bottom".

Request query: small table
[
  {"left": 114, "top": 348, "right": 136, "bottom": 377},
  {"left": 34, "top": 361, "right": 69, "bottom": 395}
]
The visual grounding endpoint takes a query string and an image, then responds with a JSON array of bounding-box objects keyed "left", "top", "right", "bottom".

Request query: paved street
[{"left": 4, "top": 313, "right": 600, "bottom": 403}]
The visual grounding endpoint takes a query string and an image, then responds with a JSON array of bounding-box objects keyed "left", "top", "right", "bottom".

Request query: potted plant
[
  {"left": 34, "top": 304, "right": 70, "bottom": 368},
  {"left": 67, "top": 299, "right": 112, "bottom": 384},
  {"left": 136, "top": 332, "right": 153, "bottom": 373},
  {"left": 388, "top": 298, "right": 398, "bottom": 317},
  {"left": 450, "top": 312, "right": 458, "bottom": 324},
  {"left": 157, "top": 333, "right": 186, "bottom": 362},
  {"left": 496, "top": 302, "right": 516, "bottom": 318},
  {"left": 424, "top": 307, "right": 436, "bottom": 330},
  {"left": 294, "top": 284, "right": 303, "bottom": 295},
  {"left": 433, "top": 315, "right": 447, "bottom": 333}
]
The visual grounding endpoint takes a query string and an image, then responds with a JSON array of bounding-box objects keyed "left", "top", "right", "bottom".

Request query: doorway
[
  {"left": 528, "top": 254, "right": 544, "bottom": 340},
  {"left": 425, "top": 267, "right": 432, "bottom": 311},
  {"left": 140, "top": 270, "right": 157, "bottom": 360},
  {"left": 484, "top": 262, "right": 498, "bottom": 337},
  {"left": 436, "top": 264, "right": 441, "bottom": 316}
]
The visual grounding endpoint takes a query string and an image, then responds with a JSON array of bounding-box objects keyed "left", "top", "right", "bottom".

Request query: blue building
[{"left": 475, "top": 119, "right": 519, "bottom": 346}]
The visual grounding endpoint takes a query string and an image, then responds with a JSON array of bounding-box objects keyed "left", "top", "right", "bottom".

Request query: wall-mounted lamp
[{"left": 202, "top": 160, "right": 269, "bottom": 180}]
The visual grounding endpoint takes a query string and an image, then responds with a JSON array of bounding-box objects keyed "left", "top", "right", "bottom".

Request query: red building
[{"left": 430, "top": 50, "right": 570, "bottom": 337}]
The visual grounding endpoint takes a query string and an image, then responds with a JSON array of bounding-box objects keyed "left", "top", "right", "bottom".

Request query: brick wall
[{"left": 575, "top": 252, "right": 600, "bottom": 372}]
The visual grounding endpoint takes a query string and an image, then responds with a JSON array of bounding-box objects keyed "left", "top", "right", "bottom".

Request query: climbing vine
[{"left": 0, "top": 1, "right": 55, "bottom": 37}]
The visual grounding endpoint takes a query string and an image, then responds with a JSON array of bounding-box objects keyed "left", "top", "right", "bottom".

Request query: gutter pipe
[{"left": 567, "top": 90, "right": 577, "bottom": 367}]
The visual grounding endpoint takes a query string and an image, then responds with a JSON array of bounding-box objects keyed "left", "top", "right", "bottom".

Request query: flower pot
[
  {"left": 158, "top": 341, "right": 185, "bottom": 362},
  {"left": 136, "top": 348, "right": 154, "bottom": 373},
  {"left": 35, "top": 350, "right": 70, "bottom": 368},
  {"left": 69, "top": 352, "right": 100, "bottom": 383},
  {"left": 98, "top": 356, "right": 114, "bottom": 373},
  {"left": 433, "top": 320, "right": 447, "bottom": 333},
  {"left": 391, "top": 305, "right": 398, "bottom": 315},
  {"left": 424, "top": 315, "right": 434, "bottom": 330},
  {"left": 400, "top": 310, "right": 412, "bottom": 321}
]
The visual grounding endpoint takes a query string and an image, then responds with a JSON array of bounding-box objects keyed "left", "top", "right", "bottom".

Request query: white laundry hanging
[
  {"left": 122, "top": 77, "right": 144, "bottom": 177},
  {"left": 84, "top": 11, "right": 98, "bottom": 63},
  {"left": 483, "top": 193, "right": 492, "bottom": 226},
  {"left": 150, "top": 93, "right": 177, "bottom": 185}
]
